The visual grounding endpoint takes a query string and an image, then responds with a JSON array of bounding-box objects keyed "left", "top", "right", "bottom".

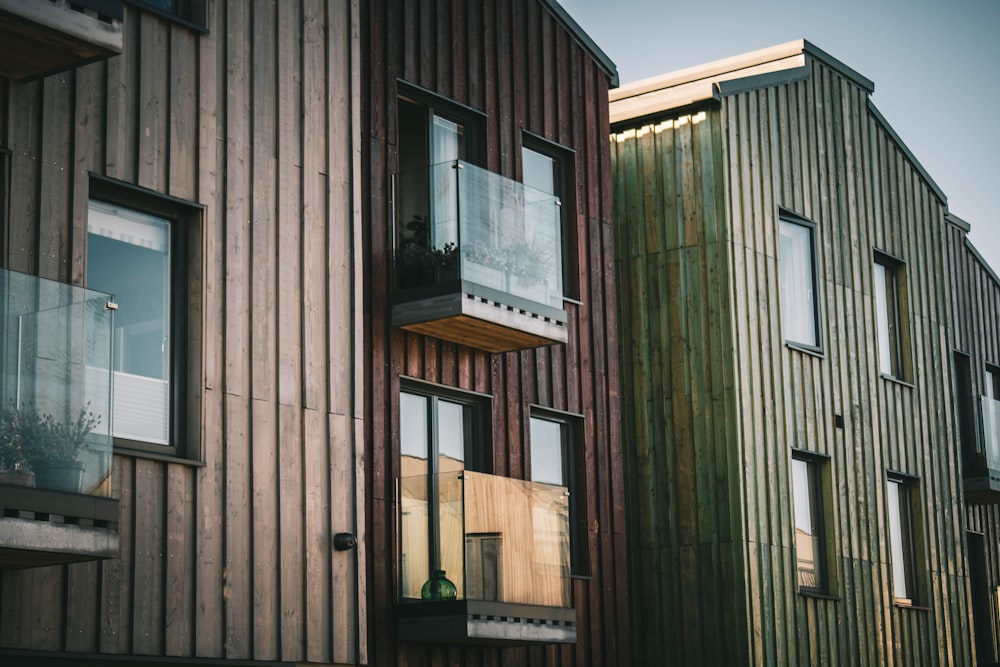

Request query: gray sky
[{"left": 562, "top": 0, "right": 1000, "bottom": 273}]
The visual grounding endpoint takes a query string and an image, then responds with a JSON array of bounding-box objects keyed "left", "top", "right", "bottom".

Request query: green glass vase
[{"left": 420, "top": 569, "right": 457, "bottom": 601}]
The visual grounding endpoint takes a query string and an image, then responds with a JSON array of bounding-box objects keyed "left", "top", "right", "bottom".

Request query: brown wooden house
[
  {"left": 946, "top": 212, "right": 1000, "bottom": 665},
  {"left": 0, "top": 1, "right": 629, "bottom": 666},
  {"left": 0, "top": 0, "right": 366, "bottom": 665},
  {"left": 362, "top": 1, "right": 629, "bottom": 665},
  {"left": 611, "top": 40, "right": 975, "bottom": 665}
]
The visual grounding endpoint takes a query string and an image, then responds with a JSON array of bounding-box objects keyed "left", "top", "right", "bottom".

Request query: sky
[{"left": 561, "top": 0, "right": 1000, "bottom": 273}]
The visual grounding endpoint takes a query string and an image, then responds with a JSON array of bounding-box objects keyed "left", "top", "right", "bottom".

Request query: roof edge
[
  {"left": 541, "top": 0, "right": 619, "bottom": 87},
  {"left": 867, "top": 100, "right": 948, "bottom": 206},
  {"left": 964, "top": 236, "right": 1000, "bottom": 288},
  {"left": 946, "top": 212, "right": 972, "bottom": 233},
  {"left": 610, "top": 38, "right": 874, "bottom": 106}
]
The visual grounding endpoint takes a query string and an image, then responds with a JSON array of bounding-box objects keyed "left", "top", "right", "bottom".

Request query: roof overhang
[
  {"left": 609, "top": 39, "right": 873, "bottom": 125},
  {"left": 541, "top": 0, "right": 619, "bottom": 87}
]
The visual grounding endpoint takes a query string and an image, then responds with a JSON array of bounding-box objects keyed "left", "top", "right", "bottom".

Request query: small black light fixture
[
  {"left": 333, "top": 532, "right": 358, "bottom": 551},
  {"left": 834, "top": 414, "right": 845, "bottom": 429}
]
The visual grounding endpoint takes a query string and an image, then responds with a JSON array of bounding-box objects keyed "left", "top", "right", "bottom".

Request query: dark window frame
[
  {"left": 398, "top": 380, "right": 490, "bottom": 475},
  {"left": 529, "top": 406, "right": 589, "bottom": 577},
  {"left": 790, "top": 448, "right": 830, "bottom": 595},
  {"left": 886, "top": 471, "right": 921, "bottom": 605},
  {"left": 873, "top": 249, "right": 910, "bottom": 381},
  {"left": 88, "top": 174, "right": 202, "bottom": 462},
  {"left": 778, "top": 209, "right": 823, "bottom": 353},
  {"left": 521, "top": 131, "right": 579, "bottom": 301}
]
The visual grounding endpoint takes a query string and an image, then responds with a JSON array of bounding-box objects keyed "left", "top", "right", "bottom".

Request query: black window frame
[
  {"left": 87, "top": 174, "right": 202, "bottom": 462},
  {"left": 521, "top": 131, "right": 578, "bottom": 301},
  {"left": 873, "top": 249, "right": 910, "bottom": 381},
  {"left": 986, "top": 364, "right": 1000, "bottom": 400},
  {"left": 778, "top": 209, "right": 822, "bottom": 353},
  {"left": 529, "top": 407, "right": 588, "bottom": 577},
  {"left": 790, "top": 449, "right": 830, "bottom": 595},
  {"left": 886, "top": 471, "right": 921, "bottom": 605},
  {"left": 397, "top": 381, "right": 490, "bottom": 600}
]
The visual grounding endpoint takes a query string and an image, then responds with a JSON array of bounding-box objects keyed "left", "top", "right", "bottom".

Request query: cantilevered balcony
[
  {"left": 398, "top": 471, "right": 575, "bottom": 645},
  {"left": 0, "top": 268, "right": 119, "bottom": 567},
  {"left": 964, "top": 396, "right": 1000, "bottom": 504},
  {"left": 392, "top": 160, "right": 568, "bottom": 353},
  {"left": 0, "top": 0, "right": 123, "bottom": 80}
]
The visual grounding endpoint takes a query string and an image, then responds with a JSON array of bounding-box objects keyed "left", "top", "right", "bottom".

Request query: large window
[
  {"left": 399, "top": 386, "right": 485, "bottom": 599},
  {"left": 873, "top": 251, "right": 909, "bottom": 379},
  {"left": 778, "top": 213, "right": 821, "bottom": 349},
  {"left": 986, "top": 365, "right": 1000, "bottom": 400},
  {"left": 86, "top": 177, "right": 200, "bottom": 456},
  {"left": 791, "top": 452, "right": 828, "bottom": 593},
  {"left": 886, "top": 474, "right": 919, "bottom": 604},
  {"left": 530, "top": 411, "right": 586, "bottom": 575}
]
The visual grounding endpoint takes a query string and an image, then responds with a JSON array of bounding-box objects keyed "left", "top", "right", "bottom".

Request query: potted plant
[
  {"left": 14, "top": 404, "right": 99, "bottom": 493},
  {"left": 0, "top": 405, "right": 33, "bottom": 486},
  {"left": 397, "top": 214, "right": 460, "bottom": 288}
]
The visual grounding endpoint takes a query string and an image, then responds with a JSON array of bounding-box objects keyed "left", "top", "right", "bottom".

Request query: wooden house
[
  {"left": 363, "top": 1, "right": 629, "bottom": 665},
  {"left": 0, "top": 1, "right": 630, "bottom": 666},
  {"left": 611, "top": 39, "right": 974, "bottom": 665},
  {"left": 946, "top": 212, "right": 1000, "bottom": 665},
  {"left": 0, "top": 0, "right": 366, "bottom": 664}
]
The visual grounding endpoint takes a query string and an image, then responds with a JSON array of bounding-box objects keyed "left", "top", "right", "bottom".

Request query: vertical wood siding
[
  {"left": 948, "top": 219, "right": 1000, "bottom": 663},
  {"left": 613, "top": 57, "right": 971, "bottom": 666},
  {"left": 0, "top": 1, "right": 366, "bottom": 663},
  {"left": 363, "top": 1, "right": 628, "bottom": 665}
]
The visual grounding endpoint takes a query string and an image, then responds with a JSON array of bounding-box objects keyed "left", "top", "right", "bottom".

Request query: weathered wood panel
[
  {"left": 613, "top": 53, "right": 970, "bottom": 665},
  {"left": 0, "top": 1, "right": 365, "bottom": 664},
  {"left": 364, "top": 1, "right": 627, "bottom": 666}
]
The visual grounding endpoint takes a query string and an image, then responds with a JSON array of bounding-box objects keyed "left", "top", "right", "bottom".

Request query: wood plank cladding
[
  {"left": 363, "top": 1, "right": 628, "bottom": 665},
  {"left": 0, "top": 1, "right": 365, "bottom": 664},
  {"left": 612, "top": 50, "right": 971, "bottom": 665},
  {"left": 946, "top": 216, "right": 1000, "bottom": 662}
]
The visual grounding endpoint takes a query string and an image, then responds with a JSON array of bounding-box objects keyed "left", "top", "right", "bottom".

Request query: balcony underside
[
  {"left": 393, "top": 284, "right": 568, "bottom": 353},
  {"left": 397, "top": 599, "right": 576, "bottom": 645},
  {"left": 0, "top": 484, "right": 119, "bottom": 568},
  {"left": 965, "top": 469, "right": 1000, "bottom": 504},
  {"left": 0, "top": 0, "right": 123, "bottom": 80}
]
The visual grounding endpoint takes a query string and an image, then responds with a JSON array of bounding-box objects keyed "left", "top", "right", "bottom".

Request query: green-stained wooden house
[{"left": 610, "top": 39, "right": 979, "bottom": 665}]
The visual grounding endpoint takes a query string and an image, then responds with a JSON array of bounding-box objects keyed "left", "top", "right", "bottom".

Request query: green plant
[
  {"left": 0, "top": 406, "right": 28, "bottom": 470},
  {"left": 0, "top": 403, "right": 100, "bottom": 470}
]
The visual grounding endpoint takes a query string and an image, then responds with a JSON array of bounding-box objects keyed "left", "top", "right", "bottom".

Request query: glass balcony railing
[
  {"left": 399, "top": 470, "right": 571, "bottom": 608},
  {"left": 393, "top": 160, "right": 563, "bottom": 312},
  {"left": 0, "top": 268, "right": 114, "bottom": 497},
  {"left": 982, "top": 395, "right": 1000, "bottom": 471}
]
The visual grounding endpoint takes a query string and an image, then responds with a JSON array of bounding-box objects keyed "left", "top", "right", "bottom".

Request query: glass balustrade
[
  {"left": 982, "top": 395, "right": 1000, "bottom": 472},
  {"left": 394, "top": 160, "right": 563, "bottom": 311},
  {"left": 0, "top": 268, "right": 114, "bottom": 497},
  {"left": 399, "top": 470, "right": 571, "bottom": 608}
]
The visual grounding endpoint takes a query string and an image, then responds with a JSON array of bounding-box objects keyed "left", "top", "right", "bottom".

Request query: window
[
  {"left": 887, "top": 474, "right": 919, "bottom": 604},
  {"left": 395, "top": 90, "right": 481, "bottom": 292},
  {"left": 522, "top": 134, "right": 575, "bottom": 298},
  {"left": 86, "top": 176, "right": 200, "bottom": 456},
  {"left": 873, "top": 251, "right": 909, "bottom": 379},
  {"left": 778, "top": 213, "right": 821, "bottom": 349},
  {"left": 530, "top": 411, "right": 586, "bottom": 575},
  {"left": 399, "top": 386, "right": 485, "bottom": 599},
  {"left": 129, "top": 0, "right": 206, "bottom": 29},
  {"left": 791, "top": 452, "right": 827, "bottom": 593},
  {"left": 986, "top": 365, "right": 1000, "bottom": 400}
]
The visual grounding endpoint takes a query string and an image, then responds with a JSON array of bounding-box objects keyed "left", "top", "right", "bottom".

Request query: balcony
[
  {"left": 964, "top": 396, "right": 1000, "bottom": 504},
  {"left": 0, "top": 0, "right": 123, "bottom": 80},
  {"left": 0, "top": 268, "right": 119, "bottom": 567},
  {"left": 398, "top": 471, "right": 575, "bottom": 645},
  {"left": 392, "top": 160, "right": 568, "bottom": 353}
]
